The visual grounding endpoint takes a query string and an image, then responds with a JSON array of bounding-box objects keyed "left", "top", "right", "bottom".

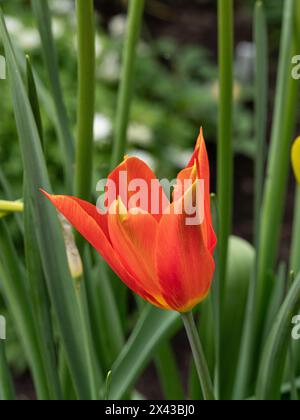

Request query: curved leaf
[
  {"left": 256, "top": 272, "right": 300, "bottom": 400},
  {"left": 107, "top": 306, "right": 180, "bottom": 400}
]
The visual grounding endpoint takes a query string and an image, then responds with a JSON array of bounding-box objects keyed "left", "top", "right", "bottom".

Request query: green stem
[
  {"left": 254, "top": 0, "right": 268, "bottom": 246},
  {"left": 111, "top": 0, "right": 145, "bottom": 169},
  {"left": 217, "top": 0, "right": 234, "bottom": 304},
  {"left": 181, "top": 312, "right": 215, "bottom": 401},
  {"left": 0, "top": 200, "right": 23, "bottom": 213},
  {"left": 75, "top": 0, "right": 95, "bottom": 201}
]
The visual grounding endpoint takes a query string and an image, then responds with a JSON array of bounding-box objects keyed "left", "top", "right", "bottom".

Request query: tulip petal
[
  {"left": 292, "top": 137, "right": 300, "bottom": 185},
  {"left": 108, "top": 199, "right": 169, "bottom": 308},
  {"left": 173, "top": 129, "right": 216, "bottom": 255},
  {"left": 41, "top": 191, "right": 158, "bottom": 304},
  {"left": 156, "top": 186, "right": 215, "bottom": 312},
  {"left": 106, "top": 157, "right": 169, "bottom": 221}
]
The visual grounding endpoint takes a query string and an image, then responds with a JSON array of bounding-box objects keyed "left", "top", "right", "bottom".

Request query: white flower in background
[
  {"left": 166, "top": 146, "right": 194, "bottom": 169},
  {"left": 98, "top": 51, "right": 120, "bottom": 82},
  {"left": 4, "top": 15, "right": 40, "bottom": 50},
  {"left": 52, "top": 0, "right": 74, "bottom": 15},
  {"left": 95, "top": 36, "right": 104, "bottom": 58},
  {"left": 52, "top": 18, "right": 64, "bottom": 39},
  {"left": 94, "top": 113, "right": 112, "bottom": 142},
  {"left": 128, "top": 150, "right": 157, "bottom": 172},
  {"left": 4, "top": 15, "right": 23, "bottom": 35},
  {"left": 108, "top": 15, "right": 127, "bottom": 38},
  {"left": 18, "top": 28, "right": 40, "bottom": 50},
  {"left": 128, "top": 123, "right": 153, "bottom": 147}
]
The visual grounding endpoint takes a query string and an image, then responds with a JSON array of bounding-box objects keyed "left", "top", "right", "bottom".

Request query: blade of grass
[
  {"left": 24, "top": 62, "right": 62, "bottom": 399},
  {"left": 75, "top": 0, "right": 95, "bottom": 202},
  {"left": 91, "top": 255, "right": 125, "bottom": 370},
  {"left": 26, "top": 56, "right": 44, "bottom": 146},
  {"left": 111, "top": 0, "right": 145, "bottom": 168},
  {"left": 0, "top": 11, "right": 91, "bottom": 399},
  {"left": 217, "top": 0, "right": 234, "bottom": 305},
  {"left": 0, "top": 341, "right": 16, "bottom": 401},
  {"left": 256, "top": 271, "right": 300, "bottom": 400},
  {"left": 24, "top": 194, "right": 62, "bottom": 400},
  {"left": 155, "top": 343, "right": 185, "bottom": 400},
  {"left": 135, "top": 288, "right": 184, "bottom": 400},
  {"left": 75, "top": 278, "right": 102, "bottom": 400},
  {"left": 59, "top": 351, "right": 77, "bottom": 400},
  {"left": 253, "top": 0, "right": 268, "bottom": 246},
  {"left": 106, "top": 305, "right": 180, "bottom": 400},
  {"left": 31, "top": 0, "right": 75, "bottom": 189},
  {"left": 0, "top": 221, "right": 49, "bottom": 399}
]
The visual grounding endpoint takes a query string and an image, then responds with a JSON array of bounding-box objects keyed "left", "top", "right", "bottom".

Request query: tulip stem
[{"left": 181, "top": 312, "right": 215, "bottom": 401}]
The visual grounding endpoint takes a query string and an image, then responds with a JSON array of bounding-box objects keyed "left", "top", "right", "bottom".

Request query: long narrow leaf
[
  {"left": 107, "top": 306, "right": 180, "bottom": 400},
  {"left": 31, "top": 0, "right": 75, "bottom": 188},
  {"left": 0, "top": 12, "right": 91, "bottom": 400},
  {"left": 256, "top": 272, "right": 300, "bottom": 400},
  {"left": 0, "top": 221, "right": 49, "bottom": 399},
  {"left": 0, "top": 341, "right": 15, "bottom": 401}
]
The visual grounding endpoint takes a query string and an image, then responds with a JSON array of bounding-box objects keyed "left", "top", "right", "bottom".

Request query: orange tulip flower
[{"left": 42, "top": 129, "right": 216, "bottom": 313}]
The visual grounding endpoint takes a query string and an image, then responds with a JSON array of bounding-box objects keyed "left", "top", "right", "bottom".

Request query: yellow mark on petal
[
  {"left": 115, "top": 196, "right": 128, "bottom": 222},
  {"left": 292, "top": 137, "right": 300, "bottom": 185},
  {"left": 191, "top": 161, "right": 197, "bottom": 179}
]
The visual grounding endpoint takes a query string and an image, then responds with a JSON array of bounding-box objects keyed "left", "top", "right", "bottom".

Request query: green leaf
[
  {"left": 256, "top": 272, "right": 300, "bottom": 400},
  {"left": 0, "top": 11, "right": 90, "bottom": 399},
  {"left": 0, "top": 221, "right": 49, "bottom": 399},
  {"left": 24, "top": 186, "right": 62, "bottom": 400},
  {"left": 220, "top": 237, "right": 255, "bottom": 399},
  {"left": 24, "top": 54, "right": 61, "bottom": 399},
  {"left": 90, "top": 255, "right": 125, "bottom": 370},
  {"left": 0, "top": 341, "right": 16, "bottom": 400},
  {"left": 107, "top": 305, "right": 181, "bottom": 400},
  {"left": 155, "top": 342, "right": 185, "bottom": 400},
  {"left": 26, "top": 56, "right": 44, "bottom": 146}
]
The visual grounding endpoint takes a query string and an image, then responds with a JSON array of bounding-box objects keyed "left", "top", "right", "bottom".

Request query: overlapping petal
[
  {"left": 42, "top": 129, "right": 216, "bottom": 313},
  {"left": 41, "top": 191, "right": 163, "bottom": 307},
  {"left": 106, "top": 156, "right": 169, "bottom": 221},
  {"left": 173, "top": 129, "right": 216, "bottom": 255},
  {"left": 156, "top": 184, "right": 215, "bottom": 312},
  {"left": 108, "top": 199, "right": 169, "bottom": 308}
]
